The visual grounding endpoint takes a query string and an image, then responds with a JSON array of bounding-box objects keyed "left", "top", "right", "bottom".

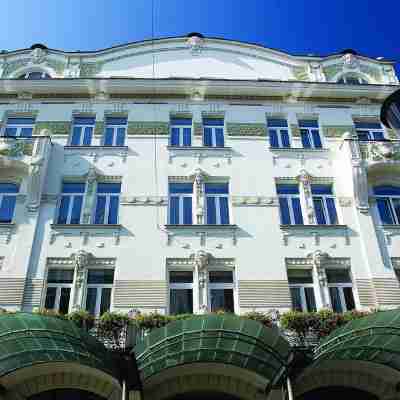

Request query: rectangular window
[
  {"left": 94, "top": 183, "right": 121, "bottom": 224},
  {"left": 45, "top": 269, "right": 74, "bottom": 314},
  {"left": 85, "top": 269, "right": 114, "bottom": 317},
  {"left": 170, "top": 118, "right": 192, "bottom": 147},
  {"left": 3, "top": 117, "right": 35, "bottom": 138},
  {"left": 103, "top": 117, "right": 127, "bottom": 146},
  {"left": 374, "top": 186, "right": 400, "bottom": 225},
  {"left": 203, "top": 118, "right": 224, "bottom": 147},
  {"left": 311, "top": 184, "right": 338, "bottom": 225},
  {"left": 169, "top": 271, "right": 193, "bottom": 315},
  {"left": 209, "top": 271, "right": 234, "bottom": 313},
  {"left": 169, "top": 183, "right": 193, "bottom": 225},
  {"left": 355, "top": 121, "right": 385, "bottom": 141},
  {"left": 288, "top": 269, "right": 316, "bottom": 312},
  {"left": 205, "top": 183, "right": 229, "bottom": 225},
  {"left": 299, "top": 120, "right": 322, "bottom": 149},
  {"left": 326, "top": 269, "right": 355, "bottom": 313},
  {"left": 267, "top": 118, "right": 290, "bottom": 148},
  {"left": 277, "top": 184, "right": 303, "bottom": 225},
  {"left": 70, "top": 117, "right": 95, "bottom": 146},
  {"left": 57, "top": 182, "right": 85, "bottom": 224},
  {"left": 0, "top": 183, "right": 19, "bottom": 223}
]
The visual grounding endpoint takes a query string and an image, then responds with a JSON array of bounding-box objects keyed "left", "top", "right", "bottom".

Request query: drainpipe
[{"left": 286, "top": 377, "right": 294, "bottom": 400}]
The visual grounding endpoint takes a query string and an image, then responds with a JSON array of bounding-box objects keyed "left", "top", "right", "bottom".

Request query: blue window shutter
[
  {"left": 204, "top": 127, "right": 212, "bottom": 146},
  {"left": 326, "top": 198, "right": 338, "bottom": 224},
  {"left": 170, "top": 127, "right": 180, "bottom": 146},
  {"left": 70, "top": 196, "right": 83, "bottom": 224},
  {"left": 183, "top": 197, "right": 192, "bottom": 224},
  {"left": 291, "top": 198, "right": 303, "bottom": 225},
  {"left": 219, "top": 197, "right": 229, "bottom": 224},
  {"left": 311, "top": 130, "right": 322, "bottom": 148},
  {"left": 108, "top": 196, "right": 119, "bottom": 224},
  {"left": 0, "top": 196, "right": 16, "bottom": 223},
  {"left": 215, "top": 128, "right": 224, "bottom": 147},
  {"left": 83, "top": 127, "right": 93, "bottom": 145},
  {"left": 376, "top": 198, "right": 394, "bottom": 224},
  {"left": 183, "top": 128, "right": 191, "bottom": 146},
  {"left": 281, "top": 130, "right": 290, "bottom": 148},
  {"left": 301, "top": 130, "right": 311, "bottom": 148},
  {"left": 269, "top": 129, "right": 279, "bottom": 147},
  {"left": 279, "top": 198, "right": 291, "bottom": 224},
  {"left": 71, "top": 127, "right": 81, "bottom": 145},
  {"left": 170, "top": 196, "right": 180, "bottom": 224},
  {"left": 57, "top": 196, "right": 70, "bottom": 224},
  {"left": 313, "top": 198, "right": 327, "bottom": 225},
  {"left": 206, "top": 197, "right": 217, "bottom": 224},
  {"left": 94, "top": 196, "right": 106, "bottom": 224},
  {"left": 104, "top": 127, "right": 114, "bottom": 146},
  {"left": 116, "top": 127, "right": 126, "bottom": 146}
]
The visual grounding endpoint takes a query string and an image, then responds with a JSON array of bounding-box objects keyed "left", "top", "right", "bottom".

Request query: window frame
[
  {"left": 103, "top": 119, "right": 127, "bottom": 146},
  {"left": 44, "top": 269, "right": 74, "bottom": 314},
  {"left": 326, "top": 268, "right": 355, "bottom": 313},
  {"left": 84, "top": 268, "right": 114, "bottom": 317},
  {"left": 170, "top": 119, "right": 192, "bottom": 147},
  {"left": 299, "top": 121, "right": 322, "bottom": 149},
  {"left": 337, "top": 74, "right": 368, "bottom": 85},
  {"left": 205, "top": 183, "right": 230, "bottom": 225},
  {"left": 57, "top": 182, "right": 86, "bottom": 225},
  {"left": 289, "top": 284, "right": 317, "bottom": 312},
  {"left": 168, "top": 183, "right": 193, "bottom": 225},
  {"left": 3, "top": 118, "right": 35, "bottom": 138},
  {"left": 267, "top": 119, "right": 291, "bottom": 148},
  {"left": 0, "top": 183, "right": 19, "bottom": 223},
  {"left": 375, "top": 189, "right": 400, "bottom": 225},
  {"left": 277, "top": 184, "right": 303, "bottom": 225},
  {"left": 93, "top": 183, "right": 121, "bottom": 225},
  {"left": 203, "top": 119, "right": 225, "bottom": 148},
  {"left": 311, "top": 185, "right": 338, "bottom": 225},
  {"left": 355, "top": 122, "right": 385, "bottom": 141},
  {"left": 69, "top": 118, "right": 95, "bottom": 146},
  {"left": 208, "top": 270, "right": 235, "bottom": 313},
  {"left": 19, "top": 71, "right": 51, "bottom": 80},
  {"left": 168, "top": 270, "right": 194, "bottom": 315}
]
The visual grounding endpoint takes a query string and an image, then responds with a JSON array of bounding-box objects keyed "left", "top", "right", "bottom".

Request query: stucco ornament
[
  {"left": 309, "top": 62, "right": 324, "bottom": 82},
  {"left": 65, "top": 60, "right": 81, "bottom": 78},
  {"left": 193, "top": 250, "right": 211, "bottom": 313},
  {"left": 297, "top": 169, "right": 315, "bottom": 224},
  {"left": 187, "top": 35, "right": 204, "bottom": 55},
  {"left": 342, "top": 53, "right": 359, "bottom": 70},
  {"left": 72, "top": 250, "right": 92, "bottom": 286},
  {"left": 0, "top": 138, "right": 25, "bottom": 157},
  {"left": 30, "top": 47, "right": 47, "bottom": 64},
  {"left": 368, "top": 142, "right": 400, "bottom": 162},
  {"left": 194, "top": 250, "right": 210, "bottom": 271}
]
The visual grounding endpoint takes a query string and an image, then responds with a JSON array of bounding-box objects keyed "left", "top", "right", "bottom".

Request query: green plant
[
  {"left": 243, "top": 311, "right": 273, "bottom": 327},
  {"left": 66, "top": 310, "right": 95, "bottom": 331},
  {"left": 33, "top": 308, "right": 66, "bottom": 319}
]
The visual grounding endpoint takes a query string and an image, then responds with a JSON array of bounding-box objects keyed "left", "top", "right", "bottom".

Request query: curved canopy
[
  {"left": 134, "top": 314, "right": 291, "bottom": 387},
  {"left": 0, "top": 312, "right": 119, "bottom": 380},
  {"left": 314, "top": 309, "right": 400, "bottom": 371}
]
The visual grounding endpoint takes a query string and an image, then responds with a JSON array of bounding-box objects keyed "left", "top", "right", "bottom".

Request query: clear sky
[{"left": 1, "top": 0, "right": 399, "bottom": 72}]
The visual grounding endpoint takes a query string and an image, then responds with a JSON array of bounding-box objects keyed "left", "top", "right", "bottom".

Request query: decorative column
[
  {"left": 82, "top": 167, "right": 97, "bottom": 223},
  {"left": 71, "top": 250, "right": 92, "bottom": 310},
  {"left": 309, "top": 251, "right": 330, "bottom": 309},
  {"left": 192, "top": 168, "right": 206, "bottom": 224},
  {"left": 194, "top": 250, "right": 210, "bottom": 313},
  {"left": 297, "top": 170, "right": 315, "bottom": 224}
]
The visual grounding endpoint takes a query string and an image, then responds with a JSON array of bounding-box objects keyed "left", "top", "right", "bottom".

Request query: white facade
[{"left": 0, "top": 35, "right": 399, "bottom": 316}]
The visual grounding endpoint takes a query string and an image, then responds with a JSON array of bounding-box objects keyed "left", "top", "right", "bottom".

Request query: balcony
[{"left": 359, "top": 140, "right": 400, "bottom": 173}]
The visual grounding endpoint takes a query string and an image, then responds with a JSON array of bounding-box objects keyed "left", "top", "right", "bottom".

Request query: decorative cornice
[
  {"left": 127, "top": 121, "right": 169, "bottom": 135},
  {"left": 166, "top": 256, "right": 234, "bottom": 268},
  {"left": 226, "top": 123, "right": 266, "bottom": 137},
  {"left": 34, "top": 121, "right": 71, "bottom": 135},
  {"left": 47, "top": 255, "right": 115, "bottom": 267},
  {"left": 120, "top": 195, "right": 168, "bottom": 205},
  {"left": 285, "top": 256, "right": 350, "bottom": 268},
  {"left": 231, "top": 196, "right": 278, "bottom": 206},
  {"left": 322, "top": 125, "right": 355, "bottom": 138}
]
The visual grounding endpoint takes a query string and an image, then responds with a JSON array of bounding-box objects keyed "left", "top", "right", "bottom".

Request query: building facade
[{"left": 0, "top": 34, "right": 399, "bottom": 319}]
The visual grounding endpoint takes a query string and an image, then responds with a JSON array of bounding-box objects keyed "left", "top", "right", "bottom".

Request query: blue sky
[{"left": 1, "top": 0, "right": 399, "bottom": 72}]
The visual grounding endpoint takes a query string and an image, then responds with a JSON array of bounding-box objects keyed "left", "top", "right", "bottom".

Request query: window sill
[
  {"left": 380, "top": 224, "right": 400, "bottom": 230},
  {"left": 64, "top": 145, "right": 128, "bottom": 150},
  {"left": 280, "top": 224, "right": 347, "bottom": 230},
  {"left": 51, "top": 223, "right": 122, "bottom": 229},
  {"left": 269, "top": 147, "right": 328, "bottom": 153},
  {"left": 165, "top": 224, "right": 237, "bottom": 230},
  {"left": 167, "top": 146, "right": 232, "bottom": 151}
]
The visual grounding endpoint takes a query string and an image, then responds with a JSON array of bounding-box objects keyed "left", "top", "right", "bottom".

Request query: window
[
  {"left": 18, "top": 71, "right": 51, "bottom": 79},
  {"left": 169, "top": 271, "right": 193, "bottom": 314},
  {"left": 354, "top": 121, "right": 385, "bottom": 141},
  {"left": 85, "top": 269, "right": 114, "bottom": 317},
  {"left": 374, "top": 186, "right": 400, "bottom": 225},
  {"left": 327, "top": 269, "right": 355, "bottom": 313},
  {"left": 70, "top": 117, "right": 95, "bottom": 146},
  {"left": 209, "top": 271, "right": 234, "bottom": 312},
  {"left": 169, "top": 183, "right": 193, "bottom": 225},
  {"left": 44, "top": 269, "right": 74, "bottom": 314},
  {"left": 3, "top": 118, "right": 35, "bottom": 138},
  {"left": 94, "top": 183, "right": 121, "bottom": 224},
  {"left": 57, "top": 182, "right": 85, "bottom": 224},
  {"left": 337, "top": 75, "right": 368, "bottom": 85},
  {"left": 268, "top": 118, "right": 290, "bottom": 148},
  {"left": 299, "top": 120, "right": 322, "bottom": 149},
  {"left": 288, "top": 269, "right": 316, "bottom": 312},
  {"left": 277, "top": 184, "right": 303, "bottom": 225},
  {"left": 205, "top": 183, "right": 230, "bottom": 225},
  {"left": 311, "top": 184, "right": 338, "bottom": 225},
  {"left": 203, "top": 118, "right": 224, "bottom": 147},
  {"left": 170, "top": 118, "right": 192, "bottom": 147},
  {"left": 103, "top": 117, "right": 126, "bottom": 146},
  {"left": 0, "top": 183, "right": 19, "bottom": 223}
]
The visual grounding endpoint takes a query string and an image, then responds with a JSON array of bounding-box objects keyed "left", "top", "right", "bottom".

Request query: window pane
[
  {"left": 100, "top": 288, "right": 112, "bottom": 315},
  {"left": 83, "top": 127, "right": 93, "bottom": 145},
  {"left": 329, "top": 287, "right": 343, "bottom": 313},
  {"left": 206, "top": 196, "right": 217, "bottom": 224},
  {"left": 281, "top": 130, "right": 290, "bottom": 147},
  {"left": 290, "top": 288, "right": 302, "bottom": 312},
  {"left": 204, "top": 127, "right": 212, "bottom": 146},
  {"left": 170, "top": 289, "right": 193, "bottom": 314},
  {"left": 373, "top": 131, "right": 384, "bottom": 141},
  {"left": 4, "top": 127, "right": 17, "bottom": 137},
  {"left": 343, "top": 287, "right": 355, "bottom": 311},
  {"left": 108, "top": 196, "right": 119, "bottom": 224},
  {"left": 94, "top": 196, "right": 106, "bottom": 224},
  {"left": 304, "top": 287, "right": 317, "bottom": 312},
  {"left": 374, "top": 186, "right": 400, "bottom": 196},
  {"left": 299, "top": 120, "right": 318, "bottom": 128},
  {"left": 57, "top": 196, "right": 70, "bottom": 224},
  {"left": 215, "top": 128, "right": 224, "bottom": 147},
  {"left": 87, "top": 269, "right": 114, "bottom": 284},
  {"left": 86, "top": 288, "right": 97, "bottom": 316},
  {"left": 288, "top": 269, "right": 313, "bottom": 284},
  {"left": 376, "top": 198, "right": 394, "bottom": 224},
  {"left": 203, "top": 119, "right": 224, "bottom": 126},
  {"left": 169, "top": 183, "right": 193, "bottom": 194},
  {"left": 355, "top": 122, "right": 381, "bottom": 130},
  {"left": 183, "top": 196, "right": 192, "bottom": 224},
  {"left": 183, "top": 128, "right": 191, "bottom": 146},
  {"left": 0, "top": 196, "right": 16, "bottom": 223},
  {"left": 71, "top": 126, "right": 82, "bottom": 145},
  {"left": 279, "top": 197, "right": 291, "bottom": 225},
  {"left": 313, "top": 198, "right": 327, "bottom": 225},
  {"left": 70, "top": 196, "right": 83, "bottom": 224},
  {"left": 170, "top": 271, "right": 193, "bottom": 283},
  {"left": 47, "top": 269, "right": 74, "bottom": 283},
  {"left": 311, "top": 130, "right": 322, "bottom": 148},
  {"left": 106, "top": 117, "right": 127, "bottom": 126},
  {"left": 210, "top": 289, "right": 234, "bottom": 312},
  {"left": 209, "top": 271, "right": 233, "bottom": 283},
  {"left": 116, "top": 127, "right": 126, "bottom": 146},
  {"left": 311, "top": 185, "right": 333, "bottom": 195},
  {"left": 205, "top": 183, "right": 229, "bottom": 194},
  {"left": 59, "top": 288, "right": 71, "bottom": 314},
  {"left": 291, "top": 198, "right": 304, "bottom": 225},
  {"left": 219, "top": 197, "right": 229, "bottom": 224},
  {"left": 276, "top": 184, "right": 299, "bottom": 195},
  {"left": 301, "top": 130, "right": 311, "bottom": 148},
  {"left": 62, "top": 183, "right": 85, "bottom": 193},
  {"left": 171, "top": 118, "right": 192, "bottom": 126},
  {"left": 74, "top": 117, "right": 95, "bottom": 125},
  {"left": 169, "top": 196, "right": 180, "bottom": 224},
  {"left": 269, "top": 129, "right": 279, "bottom": 147},
  {"left": 357, "top": 131, "right": 370, "bottom": 141},
  {"left": 170, "top": 127, "right": 180, "bottom": 146},
  {"left": 97, "top": 183, "right": 121, "bottom": 194},
  {"left": 27, "top": 71, "right": 44, "bottom": 79},
  {"left": 20, "top": 127, "right": 33, "bottom": 138},
  {"left": 0, "top": 184, "right": 19, "bottom": 194},
  {"left": 45, "top": 287, "right": 57, "bottom": 310},
  {"left": 7, "top": 118, "right": 36, "bottom": 125},
  {"left": 326, "top": 197, "right": 338, "bottom": 224},
  {"left": 326, "top": 269, "right": 351, "bottom": 284},
  {"left": 392, "top": 198, "right": 400, "bottom": 224},
  {"left": 267, "top": 119, "right": 288, "bottom": 128},
  {"left": 104, "top": 127, "right": 114, "bottom": 146}
]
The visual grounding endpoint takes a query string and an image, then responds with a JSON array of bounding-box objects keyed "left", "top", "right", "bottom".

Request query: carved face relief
[
  {"left": 342, "top": 53, "right": 359, "bottom": 70},
  {"left": 30, "top": 48, "right": 46, "bottom": 64},
  {"left": 72, "top": 250, "right": 92, "bottom": 270},
  {"left": 194, "top": 250, "right": 210, "bottom": 270},
  {"left": 187, "top": 35, "right": 204, "bottom": 55}
]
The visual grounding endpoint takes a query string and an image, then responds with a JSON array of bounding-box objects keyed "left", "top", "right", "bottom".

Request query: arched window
[
  {"left": 337, "top": 74, "right": 368, "bottom": 85},
  {"left": 18, "top": 71, "right": 51, "bottom": 79}
]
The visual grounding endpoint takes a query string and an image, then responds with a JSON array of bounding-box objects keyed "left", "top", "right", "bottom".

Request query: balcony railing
[{"left": 358, "top": 139, "right": 400, "bottom": 163}]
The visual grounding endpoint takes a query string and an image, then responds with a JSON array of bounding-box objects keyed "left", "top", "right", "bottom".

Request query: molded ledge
[{"left": 165, "top": 224, "right": 237, "bottom": 230}]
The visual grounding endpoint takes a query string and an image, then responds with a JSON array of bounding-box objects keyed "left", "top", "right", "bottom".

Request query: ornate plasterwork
[
  {"left": 0, "top": 138, "right": 33, "bottom": 157},
  {"left": 291, "top": 66, "right": 309, "bottom": 81},
  {"left": 94, "top": 121, "right": 105, "bottom": 136},
  {"left": 79, "top": 62, "right": 104, "bottom": 77},
  {"left": 364, "top": 142, "right": 400, "bottom": 162},
  {"left": 226, "top": 123, "right": 266, "bottom": 137},
  {"left": 168, "top": 146, "right": 232, "bottom": 165},
  {"left": 290, "top": 124, "right": 300, "bottom": 137},
  {"left": 231, "top": 196, "right": 278, "bottom": 206},
  {"left": 0, "top": 224, "right": 15, "bottom": 244},
  {"left": 34, "top": 121, "right": 71, "bottom": 136},
  {"left": 322, "top": 64, "right": 342, "bottom": 81},
  {"left": 338, "top": 197, "right": 352, "bottom": 207},
  {"left": 186, "top": 35, "right": 205, "bottom": 55},
  {"left": 297, "top": 169, "right": 315, "bottom": 224},
  {"left": 286, "top": 253, "right": 350, "bottom": 268},
  {"left": 127, "top": 121, "right": 169, "bottom": 135},
  {"left": 323, "top": 125, "right": 355, "bottom": 138},
  {"left": 120, "top": 195, "right": 168, "bottom": 205},
  {"left": 193, "top": 122, "right": 203, "bottom": 136}
]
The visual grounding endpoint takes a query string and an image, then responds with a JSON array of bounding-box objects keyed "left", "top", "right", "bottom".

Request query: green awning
[
  {"left": 134, "top": 314, "right": 292, "bottom": 386},
  {"left": 0, "top": 313, "right": 119, "bottom": 379},
  {"left": 314, "top": 309, "right": 400, "bottom": 370}
]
